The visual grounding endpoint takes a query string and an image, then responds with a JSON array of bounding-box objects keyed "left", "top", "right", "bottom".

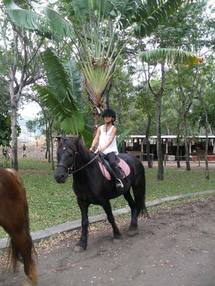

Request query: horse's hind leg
[
  {"left": 11, "top": 230, "right": 37, "bottom": 285},
  {"left": 102, "top": 201, "right": 121, "bottom": 239},
  {"left": 123, "top": 191, "right": 139, "bottom": 236}
]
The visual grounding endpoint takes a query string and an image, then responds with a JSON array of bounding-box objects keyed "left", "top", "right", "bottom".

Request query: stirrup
[{"left": 116, "top": 178, "right": 124, "bottom": 188}]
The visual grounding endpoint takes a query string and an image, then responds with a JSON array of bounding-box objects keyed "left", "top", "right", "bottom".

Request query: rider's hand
[
  {"left": 89, "top": 146, "right": 95, "bottom": 152},
  {"left": 97, "top": 147, "right": 104, "bottom": 153}
]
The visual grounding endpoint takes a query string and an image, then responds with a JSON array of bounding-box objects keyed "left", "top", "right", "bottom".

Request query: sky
[
  {"left": 20, "top": 101, "right": 41, "bottom": 120},
  {"left": 19, "top": 101, "right": 41, "bottom": 142}
]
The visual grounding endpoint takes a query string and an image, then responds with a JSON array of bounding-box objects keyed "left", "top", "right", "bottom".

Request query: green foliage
[
  {"left": 35, "top": 48, "right": 84, "bottom": 134},
  {"left": 4, "top": 0, "right": 46, "bottom": 31},
  {"left": 42, "top": 49, "right": 81, "bottom": 106},
  {"left": 136, "top": 86, "right": 155, "bottom": 116},
  {"left": 66, "top": 0, "right": 114, "bottom": 20},
  {"left": 153, "top": 0, "right": 208, "bottom": 49},
  {"left": 0, "top": 81, "right": 10, "bottom": 112},
  {"left": 61, "top": 116, "right": 84, "bottom": 134},
  {"left": 45, "top": 7, "right": 75, "bottom": 40},
  {"left": 140, "top": 48, "right": 202, "bottom": 66},
  {"left": 0, "top": 114, "right": 11, "bottom": 147},
  {"left": 117, "top": 128, "right": 131, "bottom": 150},
  {"left": 26, "top": 115, "right": 45, "bottom": 135},
  {"left": 190, "top": 57, "right": 215, "bottom": 133},
  {"left": 4, "top": 0, "right": 189, "bottom": 112},
  {"left": 132, "top": 0, "right": 187, "bottom": 37}
]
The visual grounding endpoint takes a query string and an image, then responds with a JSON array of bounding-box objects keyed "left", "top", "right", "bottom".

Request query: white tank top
[{"left": 98, "top": 125, "right": 119, "bottom": 155}]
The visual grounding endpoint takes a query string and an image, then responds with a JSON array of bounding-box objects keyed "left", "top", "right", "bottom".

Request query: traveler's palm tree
[{"left": 4, "top": 0, "right": 202, "bottom": 132}]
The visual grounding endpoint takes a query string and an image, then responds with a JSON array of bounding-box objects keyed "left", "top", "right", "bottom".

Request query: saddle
[{"left": 98, "top": 155, "right": 130, "bottom": 181}]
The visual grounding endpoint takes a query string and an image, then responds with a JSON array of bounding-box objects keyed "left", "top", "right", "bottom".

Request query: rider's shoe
[{"left": 116, "top": 178, "right": 124, "bottom": 191}]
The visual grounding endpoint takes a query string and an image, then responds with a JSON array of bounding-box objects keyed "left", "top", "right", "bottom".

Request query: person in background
[{"left": 22, "top": 143, "right": 27, "bottom": 158}]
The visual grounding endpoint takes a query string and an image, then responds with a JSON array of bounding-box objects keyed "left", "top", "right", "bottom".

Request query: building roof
[{"left": 129, "top": 135, "right": 215, "bottom": 139}]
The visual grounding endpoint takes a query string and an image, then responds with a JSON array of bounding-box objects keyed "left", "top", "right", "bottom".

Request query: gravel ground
[{"left": 1, "top": 196, "right": 215, "bottom": 286}]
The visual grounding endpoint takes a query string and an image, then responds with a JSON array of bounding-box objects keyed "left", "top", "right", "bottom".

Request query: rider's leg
[{"left": 105, "top": 152, "right": 124, "bottom": 188}]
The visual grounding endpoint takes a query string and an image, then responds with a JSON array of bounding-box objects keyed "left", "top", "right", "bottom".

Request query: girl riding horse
[{"left": 55, "top": 133, "right": 148, "bottom": 251}]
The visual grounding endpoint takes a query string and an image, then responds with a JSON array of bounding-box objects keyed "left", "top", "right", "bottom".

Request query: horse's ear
[
  {"left": 56, "top": 136, "right": 63, "bottom": 148},
  {"left": 74, "top": 135, "right": 84, "bottom": 148},
  {"left": 74, "top": 134, "right": 82, "bottom": 144},
  {"left": 78, "top": 134, "right": 82, "bottom": 141}
]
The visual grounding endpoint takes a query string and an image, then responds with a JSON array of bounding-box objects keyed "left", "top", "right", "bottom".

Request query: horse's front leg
[
  {"left": 76, "top": 199, "right": 89, "bottom": 251},
  {"left": 102, "top": 201, "right": 122, "bottom": 239}
]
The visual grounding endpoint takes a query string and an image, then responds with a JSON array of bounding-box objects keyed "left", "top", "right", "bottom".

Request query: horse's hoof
[
  {"left": 128, "top": 229, "right": 139, "bottom": 237},
  {"left": 113, "top": 238, "right": 122, "bottom": 244},
  {"left": 113, "top": 234, "right": 122, "bottom": 243},
  {"left": 74, "top": 245, "right": 85, "bottom": 252},
  {"left": 22, "top": 278, "right": 33, "bottom": 286}
]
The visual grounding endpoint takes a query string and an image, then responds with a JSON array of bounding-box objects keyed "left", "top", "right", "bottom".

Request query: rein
[{"left": 58, "top": 153, "right": 100, "bottom": 175}]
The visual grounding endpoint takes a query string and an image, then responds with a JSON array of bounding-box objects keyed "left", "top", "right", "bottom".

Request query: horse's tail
[
  {"left": 132, "top": 162, "right": 149, "bottom": 218},
  {"left": 7, "top": 197, "right": 37, "bottom": 273},
  {"left": 7, "top": 238, "right": 20, "bottom": 272}
]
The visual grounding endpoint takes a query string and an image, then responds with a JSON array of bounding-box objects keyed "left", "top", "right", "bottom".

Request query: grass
[
  {"left": 145, "top": 167, "right": 215, "bottom": 200},
  {"left": 0, "top": 159, "right": 215, "bottom": 238}
]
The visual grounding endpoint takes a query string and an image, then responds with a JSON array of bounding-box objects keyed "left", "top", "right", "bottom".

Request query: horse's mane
[{"left": 76, "top": 137, "right": 93, "bottom": 162}]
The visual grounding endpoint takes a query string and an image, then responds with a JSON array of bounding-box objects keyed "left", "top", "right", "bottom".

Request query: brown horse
[{"left": 0, "top": 168, "right": 37, "bottom": 286}]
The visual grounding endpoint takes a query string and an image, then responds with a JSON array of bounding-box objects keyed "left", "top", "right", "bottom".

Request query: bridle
[{"left": 57, "top": 148, "right": 100, "bottom": 175}]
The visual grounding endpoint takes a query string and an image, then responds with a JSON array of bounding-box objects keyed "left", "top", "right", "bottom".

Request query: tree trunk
[
  {"left": 45, "top": 122, "right": 50, "bottom": 161},
  {"left": 47, "top": 121, "right": 52, "bottom": 163},
  {"left": 155, "top": 63, "right": 165, "bottom": 181},
  {"left": 42, "top": 111, "right": 49, "bottom": 161},
  {"left": 50, "top": 122, "right": 55, "bottom": 170},
  {"left": 10, "top": 81, "right": 18, "bottom": 170},
  {"left": 146, "top": 114, "right": 152, "bottom": 168},
  {"left": 176, "top": 133, "right": 181, "bottom": 168},
  {"left": 156, "top": 94, "right": 164, "bottom": 180},
  {"left": 104, "top": 80, "right": 112, "bottom": 109},
  {"left": 204, "top": 114, "right": 209, "bottom": 180},
  {"left": 48, "top": 138, "right": 51, "bottom": 163},
  {"left": 93, "top": 106, "right": 101, "bottom": 136},
  {"left": 184, "top": 117, "right": 191, "bottom": 171}
]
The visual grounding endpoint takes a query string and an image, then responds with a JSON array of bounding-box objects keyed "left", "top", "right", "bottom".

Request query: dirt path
[{"left": 1, "top": 196, "right": 215, "bottom": 286}]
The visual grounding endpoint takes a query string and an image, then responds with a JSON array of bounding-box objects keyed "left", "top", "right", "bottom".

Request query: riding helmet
[{"left": 102, "top": 108, "right": 116, "bottom": 121}]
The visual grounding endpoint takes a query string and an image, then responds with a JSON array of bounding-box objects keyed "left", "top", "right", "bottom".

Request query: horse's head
[{"left": 54, "top": 136, "right": 80, "bottom": 183}]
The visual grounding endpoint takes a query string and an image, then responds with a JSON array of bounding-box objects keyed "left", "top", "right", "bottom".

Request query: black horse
[{"left": 54, "top": 136, "right": 148, "bottom": 251}]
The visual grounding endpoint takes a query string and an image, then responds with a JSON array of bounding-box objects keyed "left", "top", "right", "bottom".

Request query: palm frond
[
  {"left": 61, "top": 115, "right": 84, "bottom": 134},
  {"left": 117, "top": 128, "right": 131, "bottom": 150},
  {"left": 134, "top": 0, "right": 186, "bottom": 37},
  {"left": 64, "top": 59, "right": 82, "bottom": 102},
  {"left": 140, "top": 48, "right": 202, "bottom": 66},
  {"left": 45, "top": 8, "right": 75, "bottom": 40},
  {"left": 35, "top": 85, "right": 84, "bottom": 134},
  {"left": 36, "top": 50, "right": 85, "bottom": 134},
  {"left": 35, "top": 85, "right": 66, "bottom": 119},
  {"left": 70, "top": 0, "right": 114, "bottom": 20},
  {"left": 4, "top": 0, "right": 46, "bottom": 32},
  {"left": 42, "top": 48, "right": 78, "bottom": 106}
]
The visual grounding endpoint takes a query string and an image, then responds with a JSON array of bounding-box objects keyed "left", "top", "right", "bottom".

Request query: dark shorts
[{"left": 104, "top": 152, "right": 119, "bottom": 167}]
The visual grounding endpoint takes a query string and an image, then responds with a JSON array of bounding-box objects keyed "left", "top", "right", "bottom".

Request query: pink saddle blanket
[{"left": 98, "top": 158, "right": 130, "bottom": 181}]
